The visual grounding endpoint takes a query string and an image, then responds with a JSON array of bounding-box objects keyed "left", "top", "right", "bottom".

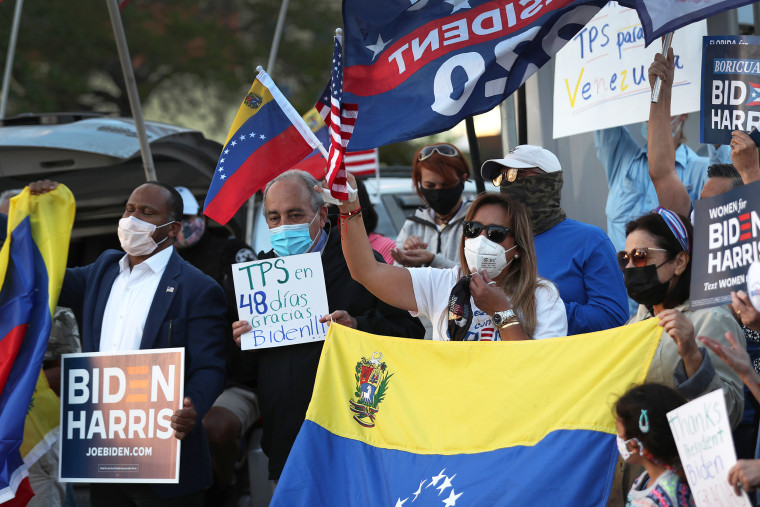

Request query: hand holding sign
[
  {"left": 319, "top": 310, "right": 357, "bottom": 329},
  {"left": 172, "top": 397, "right": 197, "bottom": 441},
  {"left": 728, "top": 460, "right": 760, "bottom": 495},
  {"left": 730, "top": 131, "right": 760, "bottom": 183}
]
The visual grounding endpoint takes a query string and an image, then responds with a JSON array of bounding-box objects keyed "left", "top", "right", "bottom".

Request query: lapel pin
[{"left": 166, "top": 286, "right": 175, "bottom": 293}]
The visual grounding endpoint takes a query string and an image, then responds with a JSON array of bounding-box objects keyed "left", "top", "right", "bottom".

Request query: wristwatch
[{"left": 492, "top": 309, "right": 517, "bottom": 330}]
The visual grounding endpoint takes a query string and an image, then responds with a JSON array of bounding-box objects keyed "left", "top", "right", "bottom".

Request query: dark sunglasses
[
  {"left": 617, "top": 247, "right": 668, "bottom": 270},
  {"left": 418, "top": 144, "right": 459, "bottom": 161},
  {"left": 463, "top": 220, "right": 514, "bottom": 243}
]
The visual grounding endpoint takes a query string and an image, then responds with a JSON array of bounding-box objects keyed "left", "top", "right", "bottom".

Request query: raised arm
[
  {"left": 648, "top": 48, "right": 691, "bottom": 217},
  {"left": 331, "top": 173, "right": 419, "bottom": 313}
]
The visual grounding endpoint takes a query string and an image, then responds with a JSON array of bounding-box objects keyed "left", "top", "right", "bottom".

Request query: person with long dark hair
[
  {"left": 621, "top": 208, "right": 745, "bottom": 427},
  {"left": 335, "top": 172, "right": 567, "bottom": 341}
]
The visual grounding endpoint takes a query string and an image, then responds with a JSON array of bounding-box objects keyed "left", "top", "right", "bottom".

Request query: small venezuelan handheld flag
[
  {"left": 0, "top": 186, "right": 75, "bottom": 504},
  {"left": 273, "top": 319, "right": 662, "bottom": 506},
  {"left": 203, "top": 67, "right": 324, "bottom": 225}
]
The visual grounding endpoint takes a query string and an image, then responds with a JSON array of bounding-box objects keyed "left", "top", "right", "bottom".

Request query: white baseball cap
[
  {"left": 481, "top": 145, "right": 562, "bottom": 180},
  {"left": 175, "top": 186, "right": 199, "bottom": 216}
]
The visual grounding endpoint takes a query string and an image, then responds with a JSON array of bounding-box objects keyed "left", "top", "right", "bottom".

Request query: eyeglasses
[
  {"left": 418, "top": 144, "right": 459, "bottom": 161},
  {"left": 617, "top": 247, "right": 669, "bottom": 270},
  {"left": 463, "top": 220, "right": 514, "bottom": 243}
]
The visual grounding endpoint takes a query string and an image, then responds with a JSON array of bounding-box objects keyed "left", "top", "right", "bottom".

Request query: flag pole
[
  {"left": 465, "top": 117, "right": 485, "bottom": 194},
  {"left": 0, "top": 0, "right": 24, "bottom": 119},
  {"left": 106, "top": 0, "right": 157, "bottom": 182},
  {"left": 650, "top": 32, "right": 673, "bottom": 104},
  {"left": 245, "top": 0, "right": 292, "bottom": 244}
]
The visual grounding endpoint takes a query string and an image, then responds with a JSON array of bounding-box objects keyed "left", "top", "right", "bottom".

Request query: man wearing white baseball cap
[{"left": 482, "top": 145, "right": 628, "bottom": 335}]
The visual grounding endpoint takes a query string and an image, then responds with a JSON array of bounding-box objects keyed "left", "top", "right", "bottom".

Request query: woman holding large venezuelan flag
[{"left": 333, "top": 172, "right": 567, "bottom": 341}]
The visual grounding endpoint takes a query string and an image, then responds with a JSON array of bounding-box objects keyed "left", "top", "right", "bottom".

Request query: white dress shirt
[{"left": 99, "top": 247, "right": 173, "bottom": 352}]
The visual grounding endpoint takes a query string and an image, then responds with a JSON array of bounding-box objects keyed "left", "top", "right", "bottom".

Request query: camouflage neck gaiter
[{"left": 500, "top": 172, "right": 566, "bottom": 235}]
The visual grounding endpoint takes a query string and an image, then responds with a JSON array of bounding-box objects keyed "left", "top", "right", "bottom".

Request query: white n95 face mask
[
  {"left": 118, "top": 216, "right": 173, "bottom": 256},
  {"left": 463, "top": 235, "right": 516, "bottom": 279}
]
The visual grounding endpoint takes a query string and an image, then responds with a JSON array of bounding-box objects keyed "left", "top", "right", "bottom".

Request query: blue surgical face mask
[{"left": 268, "top": 211, "right": 320, "bottom": 257}]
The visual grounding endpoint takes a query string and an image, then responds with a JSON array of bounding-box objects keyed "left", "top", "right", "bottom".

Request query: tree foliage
[
  {"left": 0, "top": 1, "right": 340, "bottom": 125},
  {"left": 0, "top": 0, "right": 432, "bottom": 163}
]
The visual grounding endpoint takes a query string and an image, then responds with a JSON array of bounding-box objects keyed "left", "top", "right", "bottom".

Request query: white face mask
[
  {"left": 118, "top": 216, "right": 174, "bottom": 256},
  {"left": 616, "top": 435, "right": 644, "bottom": 461},
  {"left": 464, "top": 235, "right": 517, "bottom": 279}
]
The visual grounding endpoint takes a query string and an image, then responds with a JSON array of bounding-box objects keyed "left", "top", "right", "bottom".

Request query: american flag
[
  {"left": 345, "top": 149, "right": 378, "bottom": 176},
  {"left": 315, "top": 34, "right": 358, "bottom": 200}
]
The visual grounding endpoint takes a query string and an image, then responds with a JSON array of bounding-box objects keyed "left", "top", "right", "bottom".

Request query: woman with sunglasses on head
[
  {"left": 620, "top": 208, "right": 745, "bottom": 427},
  {"left": 391, "top": 143, "right": 472, "bottom": 269},
  {"left": 334, "top": 172, "right": 567, "bottom": 341}
]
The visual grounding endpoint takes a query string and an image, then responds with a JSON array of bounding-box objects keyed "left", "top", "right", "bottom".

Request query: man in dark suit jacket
[
  {"left": 32, "top": 180, "right": 227, "bottom": 506},
  {"left": 232, "top": 170, "right": 425, "bottom": 484}
]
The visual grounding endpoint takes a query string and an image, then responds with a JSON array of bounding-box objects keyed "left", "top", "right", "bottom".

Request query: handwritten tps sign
[
  {"left": 232, "top": 252, "right": 330, "bottom": 350},
  {"left": 553, "top": 2, "right": 705, "bottom": 139}
]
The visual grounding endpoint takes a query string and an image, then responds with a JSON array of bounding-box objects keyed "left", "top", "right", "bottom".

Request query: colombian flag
[
  {"left": 203, "top": 68, "right": 324, "bottom": 225},
  {"left": 273, "top": 319, "right": 662, "bottom": 506},
  {"left": 0, "top": 186, "right": 75, "bottom": 504}
]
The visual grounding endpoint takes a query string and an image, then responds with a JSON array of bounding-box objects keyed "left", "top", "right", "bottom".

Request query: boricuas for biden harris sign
[
  {"left": 691, "top": 181, "right": 760, "bottom": 310},
  {"left": 232, "top": 252, "right": 330, "bottom": 350},
  {"left": 59, "top": 348, "right": 184, "bottom": 483},
  {"left": 702, "top": 35, "right": 760, "bottom": 146}
]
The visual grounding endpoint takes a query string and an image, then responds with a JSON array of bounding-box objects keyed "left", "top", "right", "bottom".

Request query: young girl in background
[{"left": 615, "top": 384, "right": 694, "bottom": 507}]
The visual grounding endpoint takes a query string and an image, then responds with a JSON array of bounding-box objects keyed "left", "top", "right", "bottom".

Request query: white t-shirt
[{"left": 408, "top": 266, "right": 567, "bottom": 341}]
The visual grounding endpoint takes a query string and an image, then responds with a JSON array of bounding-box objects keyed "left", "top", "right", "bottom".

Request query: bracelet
[
  {"left": 498, "top": 320, "right": 521, "bottom": 330},
  {"left": 339, "top": 208, "right": 362, "bottom": 220}
]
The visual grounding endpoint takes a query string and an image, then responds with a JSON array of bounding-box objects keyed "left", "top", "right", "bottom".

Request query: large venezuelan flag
[
  {"left": 0, "top": 186, "right": 75, "bottom": 504},
  {"left": 273, "top": 319, "right": 662, "bottom": 506},
  {"left": 203, "top": 68, "right": 324, "bottom": 225}
]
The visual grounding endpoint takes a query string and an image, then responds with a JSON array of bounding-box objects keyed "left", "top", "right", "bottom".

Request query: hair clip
[{"left": 639, "top": 409, "right": 650, "bottom": 434}]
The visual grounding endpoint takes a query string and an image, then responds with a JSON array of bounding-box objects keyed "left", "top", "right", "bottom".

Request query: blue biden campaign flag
[
  {"left": 626, "top": 0, "right": 756, "bottom": 47},
  {"left": 341, "top": 0, "right": 609, "bottom": 150}
]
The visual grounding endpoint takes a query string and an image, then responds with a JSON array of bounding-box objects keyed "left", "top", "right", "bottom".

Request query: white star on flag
[
  {"left": 443, "top": 489, "right": 463, "bottom": 507},
  {"left": 437, "top": 474, "right": 455, "bottom": 495},
  {"left": 239, "top": 134, "right": 246, "bottom": 141},
  {"left": 444, "top": 0, "right": 471, "bottom": 13},
  {"left": 230, "top": 140, "right": 237, "bottom": 146},
  {"left": 260, "top": 134, "right": 266, "bottom": 140},
  {"left": 220, "top": 174, "right": 226, "bottom": 180},
  {"left": 427, "top": 469, "right": 446, "bottom": 488},
  {"left": 365, "top": 34, "right": 390, "bottom": 60},
  {"left": 412, "top": 480, "right": 426, "bottom": 501},
  {"left": 249, "top": 132, "right": 256, "bottom": 138}
]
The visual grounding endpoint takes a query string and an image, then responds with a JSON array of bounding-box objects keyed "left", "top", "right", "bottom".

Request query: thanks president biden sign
[{"left": 59, "top": 348, "right": 184, "bottom": 483}]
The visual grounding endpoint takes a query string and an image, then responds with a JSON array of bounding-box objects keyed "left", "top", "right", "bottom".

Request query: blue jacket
[
  {"left": 59, "top": 248, "right": 227, "bottom": 498},
  {"left": 534, "top": 219, "right": 628, "bottom": 335}
]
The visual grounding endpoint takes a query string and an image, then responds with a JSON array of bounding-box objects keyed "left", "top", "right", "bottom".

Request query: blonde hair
[{"left": 458, "top": 193, "right": 549, "bottom": 338}]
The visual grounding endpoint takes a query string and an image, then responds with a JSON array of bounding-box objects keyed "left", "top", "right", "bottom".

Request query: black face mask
[
  {"left": 419, "top": 181, "right": 464, "bottom": 216},
  {"left": 624, "top": 264, "right": 671, "bottom": 307}
]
